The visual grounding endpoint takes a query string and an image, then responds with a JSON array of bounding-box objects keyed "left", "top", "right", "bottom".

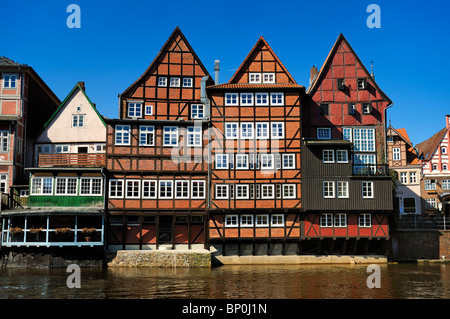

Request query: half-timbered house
[
  {"left": 301, "top": 34, "right": 393, "bottom": 255},
  {"left": 105, "top": 27, "right": 213, "bottom": 250},
  {"left": 206, "top": 37, "right": 304, "bottom": 256}
]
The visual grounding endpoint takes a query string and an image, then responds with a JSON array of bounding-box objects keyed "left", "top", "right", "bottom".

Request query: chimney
[
  {"left": 446, "top": 114, "right": 450, "bottom": 130},
  {"left": 77, "top": 81, "right": 85, "bottom": 91},
  {"left": 214, "top": 60, "right": 220, "bottom": 85},
  {"left": 309, "top": 65, "right": 318, "bottom": 85}
]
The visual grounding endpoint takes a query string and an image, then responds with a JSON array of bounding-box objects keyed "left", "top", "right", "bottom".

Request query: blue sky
[{"left": 2, "top": 0, "right": 449, "bottom": 145}]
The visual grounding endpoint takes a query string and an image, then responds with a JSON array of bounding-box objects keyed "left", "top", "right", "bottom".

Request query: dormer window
[
  {"left": 357, "top": 78, "right": 368, "bottom": 90},
  {"left": 249, "top": 73, "right": 261, "bottom": 83}
]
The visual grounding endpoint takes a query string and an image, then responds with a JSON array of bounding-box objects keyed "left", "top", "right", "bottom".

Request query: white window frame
[
  {"left": 400, "top": 172, "right": 408, "bottom": 184},
  {"left": 409, "top": 172, "right": 417, "bottom": 184},
  {"left": 139, "top": 125, "right": 155, "bottom": 146},
  {"left": 353, "top": 128, "right": 375, "bottom": 152},
  {"left": 225, "top": 93, "right": 239, "bottom": 106},
  {"left": 240, "top": 215, "right": 254, "bottom": 227},
  {"left": 393, "top": 147, "right": 401, "bottom": 161},
  {"left": 425, "top": 198, "right": 437, "bottom": 209},
  {"left": 336, "top": 150, "right": 348, "bottom": 163},
  {"left": 215, "top": 154, "right": 229, "bottom": 169},
  {"left": 183, "top": 77, "right": 193, "bottom": 87},
  {"left": 240, "top": 122, "right": 254, "bottom": 139},
  {"left": 128, "top": 102, "right": 142, "bottom": 118},
  {"left": 80, "top": 177, "right": 103, "bottom": 196},
  {"left": 323, "top": 181, "right": 335, "bottom": 198},
  {"left": 236, "top": 154, "right": 249, "bottom": 169},
  {"left": 255, "top": 214, "right": 269, "bottom": 227},
  {"left": 170, "top": 77, "right": 180, "bottom": 87},
  {"left": 271, "top": 122, "right": 284, "bottom": 139},
  {"left": 270, "top": 92, "right": 284, "bottom": 106},
  {"left": 255, "top": 93, "right": 269, "bottom": 106},
  {"left": 158, "top": 77, "right": 167, "bottom": 87},
  {"left": 159, "top": 180, "right": 174, "bottom": 199},
  {"left": 215, "top": 184, "right": 229, "bottom": 199},
  {"left": 263, "top": 73, "right": 275, "bottom": 83},
  {"left": 187, "top": 126, "right": 202, "bottom": 147},
  {"left": 55, "top": 177, "right": 78, "bottom": 196},
  {"left": 0, "top": 131, "right": 9, "bottom": 152},
  {"left": 317, "top": 128, "right": 331, "bottom": 140},
  {"left": 334, "top": 213, "right": 347, "bottom": 227},
  {"left": 175, "top": 180, "right": 189, "bottom": 199},
  {"left": 126, "top": 179, "right": 141, "bottom": 199},
  {"left": 271, "top": 214, "right": 284, "bottom": 227},
  {"left": 282, "top": 154, "right": 295, "bottom": 169},
  {"left": 72, "top": 114, "right": 85, "bottom": 128},
  {"left": 240, "top": 93, "right": 254, "bottom": 106},
  {"left": 260, "top": 154, "right": 274, "bottom": 169},
  {"left": 425, "top": 179, "right": 436, "bottom": 190},
  {"left": 109, "top": 179, "right": 124, "bottom": 198},
  {"left": 142, "top": 180, "right": 157, "bottom": 199},
  {"left": 261, "top": 184, "right": 275, "bottom": 199},
  {"left": 256, "top": 122, "right": 269, "bottom": 139},
  {"left": 191, "top": 104, "right": 205, "bottom": 119},
  {"left": 191, "top": 180, "right": 206, "bottom": 199},
  {"left": 115, "top": 125, "right": 131, "bottom": 146},
  {"left": 283, "top": 184, "right": 296, "bottom": 199},
  {"left": 323, "top": 150, "right": 335, "bottom": 163},
  {"left": 163, "top": 126, "right": 178, "bottom": 146},
  {"left": 359, "top": 213, "right": 372, "bottom": 227},
  {"left": 145, "top": 105, "right": 154, "bottom": 116},
  {"left": 3, "top": 74, "right": 17, "bottom": 89},
  {"left": 362, "top": 181, "right": 374, "bottom": 198},
  {"left": 320, "top": 213, "right": 333, "bottom": 227},
  {"left": 55, "top": 145, "right": 70, "bottom": 153},
  {"left": 249, "top": 73, "right": 261, "bottom": 83},
  {"left": 225, "top": 215, "right": 238, "bottom": 227},
  {"left": 31, "top": 177, "right": 53, "bottom": 195},
  {"left": 337, "top": 181, "right": 349, "bottom": 198},
  {"left": 236, "top": 185, "right": 249, "bottom": 199},
  {"left": 225, "top": 123, "right": 239, "bottom": 139}
]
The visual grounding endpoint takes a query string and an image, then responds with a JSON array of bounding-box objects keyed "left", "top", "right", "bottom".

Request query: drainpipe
[
  {"left": 100, "top": 167, "right": 108, "bottom": 250},
  {"left": 214, "top": 60, "right": 220, "bottom": 85},
  {"left": 384, "top": 103, "right": 393, "bottom": 165}
]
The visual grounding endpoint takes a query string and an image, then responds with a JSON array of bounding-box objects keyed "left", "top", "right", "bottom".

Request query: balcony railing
[
  {"left": 38, "top": 153, "right": 106, "bottom": 167},
  {"left": 353, "top": 164, "right": 389, "bottom": 176}
]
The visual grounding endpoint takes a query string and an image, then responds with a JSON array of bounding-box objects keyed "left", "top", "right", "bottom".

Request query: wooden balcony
[{"left": 38, "top": 153, "right": 106, "bottom": 167}]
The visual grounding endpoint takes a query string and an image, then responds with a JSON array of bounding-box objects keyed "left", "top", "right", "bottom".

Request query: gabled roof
[
  {"left": 120, "top": 26, "right": 211, "bottom": 97},
  {"left": 0, "top": 56, "right": 25, "bottom": 67},
  {"left": 307, "top": 33, "right": 392, "bottom": 104},
  {"left": 387, "top": 125, "right": 420, "bottom": 164},
  {"left": 43, "top": 82, "right": 106, "bottom": 129},
  {"left": 416, "top": 127, "right": 447, "bottom": 161},
  {"left": 227, "top": 36, "right": 298, "bottom": 85}
]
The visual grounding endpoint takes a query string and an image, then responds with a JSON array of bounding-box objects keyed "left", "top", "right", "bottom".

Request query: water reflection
[{"left": 0, "top": 263, "right": 450, "bottom": 299}]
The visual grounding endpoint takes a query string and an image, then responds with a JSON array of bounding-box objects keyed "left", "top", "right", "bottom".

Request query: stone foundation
[{"left": 107, "top": 250, "right": 211, "bottom": 268}]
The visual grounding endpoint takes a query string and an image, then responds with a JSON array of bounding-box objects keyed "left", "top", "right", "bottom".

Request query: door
[{"left": 158, "top": 216, "right": 172, "bottom": 244}]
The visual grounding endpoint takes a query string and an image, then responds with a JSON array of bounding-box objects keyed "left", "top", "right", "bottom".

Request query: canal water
[{"left": 0, "top": 263, "right": 450, "bottom": 299}]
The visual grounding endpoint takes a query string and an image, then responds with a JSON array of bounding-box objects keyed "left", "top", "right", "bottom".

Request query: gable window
[
  {"left": 175, "top": 181, "right": 189, "bottom": 199},
  {"left": 163, "top": 126, "right": 178, "bottom": 146},
  {"left": 393, "top": 147, "right": 400, "bottom": 161},
  {"left": 183, "top": 78, "right": 193, "bottom": 87},
  {"left": 126, "top": 180, "right": 140, "bottom": 198},
  {"left": 55, "top": 177, "right": 78, "bottom": 195},
  {"left": 142, "top": 180, "right": 157, "bottom": 199},
  {"left": 191, "top": 104, "right": 205, "bottom": 119},
  {"left": 317, "top": 128, "right": 331, "bottom": 140},
  {"left": 270, "top": 93, "right": 284, "bottom": 106},
  {"left": 109, "top": 179, "right": 124, "bottom": 198},
  {"left": 323, "top": 181, "right": 335, "bottom": 198},
  {"left": 170, "top": 77, "right": 180, "bottom": 87},
  {"left": 3, "top": 74, "right": 17, "bottom": 89},
  {"left": 240, "top": 93, "right": 254, "bottom": 106},
  {"left": 263, "top": 73, "right": 275, "bottom": 83},
  {"left": 115, "top": 125, "right": 130, "bottom": 145},
  {"left": 159, "top": 180, "right": 173, "bottom": 199},
  {"left": 240, "top": 123, "right": 254, "bottom": 139},
  {"left": 128, "top": 102, "right": 142, "bottom": 118},
  {"left": 255, "top": 93, "right": 269, "bottom": 106},
  {"left": 432, "top": 164, "right": 438, "bottom": 171},
  {"left": 362, "top": 181, "right": 374, "bottom": 198},
  {"left": 249, "top": 73, "right": 261, "bottom": 83},
  {"left": 72, "top": 114, "right": 85, "bottom": 127},
  {"left": 357, "top": 78, "right": 367, "bottom": 90},
  {"left": 225, "top": 93, "right": 238, "bottom": 106},
  {"left": 225, "top": 123, "right": 238, "bottom": 139},
  {"left": 323, "top": 150, "right": 335, "bottom": 163},
  {"left": 158, "top": 77, "right": 167, "bottom": 87},
  {"left": 362, "top": 104, "right": 372, "bottom": 114},
  {"left": 145, "top": 105, "right": 153, "bottom": 116},
  {"left": 271, "top": 122, "right": 284, "bottom": 139},
  {"left": 348, "top": 103, "right": 356, "bottom": 115},
  {"left": 139, "top": 126, "right": 154, "bottom": 146}
]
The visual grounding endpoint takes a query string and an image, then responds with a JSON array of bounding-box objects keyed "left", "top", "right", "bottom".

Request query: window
[
  {"left": 187, "top": 126, "right": 202, "bottom": 147},
  {"left": 320, "top": 214, "right": 333, "bottom": 227},
  {"left": 393, "top": 148, "right": 401, "bottom": 161},
  {"left": 183, "top": 78, "right": 193, "bottom": 87},
  {"left": 443, "top": 180, "right": 450, "bottom": 190},
  {"left": 270, "top": 93, "right": 284, "bottom": 105},
  {"left": 225, "top": 215, "right": 238, "bottom": 227},
  {"left": 236, "top": 185, "right": 249, "bottom": 199},
  {"left": 255, "top": 93, "right": 269, "bottom": 106},
  {"left": 271, "top": 214, "right": 284, "bottom": 226},
  {"left": 403, "top": 198, "right": 416, "bottom": 213},
  {"left": 128, "top": 102, "right": 142, "bottom": 118},
  {"left": 342, "top": 128, "right": 352, "bottom": 142},
  {"left": 362, "top": 181, "right": 374, "bottom": 198},
  {"left": 424, "top": 179, "right": 436, "bottom": 190},
  {"left": 80, "top": 178, "right": 102, "bottom": 196},
  {"left": 225, "top": 123, "right": 239, "bottom": 139},
  {"left": 283, "top": 184, "right": 296, "bottom": 198},
  {"left": 215, "top": 154, "right": 229, "bottom": 169},
  {"left": 236, "top": 154, "right": 249, "bottom": 169},
  {"left": 260, "top": 154, "right": 274, "bottom": 169},
  {"left": 336, "top": 150, "right": 348, "bottom": 163},
  {"left": 240, "top": 215, "right": 253, "bottom": 227},
  {"left": 109, "top": 179, "right": 124, "bottom": 198},
  {"left": 319, "top": 103, "right": 329, "bottom": 115},
  {"left": 240, "top": 123, "right": 254, "bottom": 139},
  {"left": 323, "top": 150, "right": 335, "bottom": 163},
  {"left": 55, "top": 145, "right": 69, "bottom": 153},
  {"left": 225, "top": 93, "right": 238, "bottom": 106},
  {"left": 358, "top": 78, "right": 367, "bottom": 90},
  {"left": 0, "top": 131, "right": 8, "bottom": 152},
  {"left": 115, "top": 125, "right": 130, "bottom": 145},
  {"left": 191, "top": 104, "right": 205, "bottom": 119},
  {"left": 3, "top": 74, "right": 17, "bottom": 88},
  {"left": 55, "top": 177, "right": 77, "bottom": 195},
  {"left": 323, "top": 181, "right": 335, "bottom": 198},
  {"left": 191, "top": 180, "right": 205, "bottom": 199},
  {"left": 170, "top": 77, "right": 180, "bottom": 87},
  {"left": 317, "top": 128, "right": 331, "bottom": 140},
  {"left": 362, "top": 104, "right": 372, "bottom": 114},
  {"left": 432, "top": 164, "right": 438, "bottom": 171},
  {"left": 240, "top": 93, "right": 254, "bottom": 106},
  {"left": 400, "top": 172, "right": 408, "bottom": 184},
  {"left": 444, "top": 164, "right": 448, "bottom": 171},
  {"left": 249, "top": 73, "right": 261, "bottom": 83},
  {"left": 31, "top": 177, "right": 53, "bottom": 195},
  {"left": 145, "top": 105, "right": 153, "bottom": 116},
  {"left": 261, "top": 184, "right": 275, "bottom": 199},
  {"left": 271, "top": 122, "right": 284, "bottom": 139},
  {"left": 142, "top": 180, "right": 157, "bottom": 199},
  {"left": 425, "top": 198, "right": 437, "bottom": 209},
  {"left": 353, "top": 128, "right": 375, "bottom": 152},
  {"left": 158, "top": 77, "right": 167, "bottom": 87},
  {"left": 139, "top": 126, "right": 155, "bottom": 146},
  {"left": 359, "top": 214, "right": 371, "bottom": 227},
  {"left": 215, "top": 184, "right": 228, "bottom": 199},
  {"left": 175, "top": 181, "right": 189, "bottom": 199},
  {"left": 163, "top": 126, "right": 178, "bottom": 146},
  {"left": 159, "top": 180, "right": 173, "bottom": 199},
  {"left": 255, "top": 214, "right": 269, "bottom": 227},
  {"left": 442, "top": 147, "right": 447, "bottom": 154},
  {"left": 348, "top": 103, "right": 356, "bottom": 115},
  {"left": 72, "top": 114, "right": 85, "bottom": 127},
  {"left": 282, "top": 154, "right": 295, "bottom": 169},
  {"left": 337, "top": 181, "right": 349, "bottom": 198},
  {"left": 256, "top": 122, "right": 269, "bottom": 139},
  {"left": 409, "top": 172, "right": 417, "bottom": 184},
  {"left": 334, "top": 214, "right": 347, "bottom": 227},
  {"left": 263, "top": 73, "right": 275, "bottom": 83},
  {"left": 95, "top": 144, "right": 105, "bottom": 153},
  {"left": 126, "top": 180, "right": 140, "bottom": 198}
]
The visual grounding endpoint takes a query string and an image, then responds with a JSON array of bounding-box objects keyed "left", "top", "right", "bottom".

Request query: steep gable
[{"left": 416, "top": 127, "right": 447, "bottom": 161}]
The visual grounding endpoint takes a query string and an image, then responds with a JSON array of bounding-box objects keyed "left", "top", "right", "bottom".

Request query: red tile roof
[{"left": 207, "top": 83, "right": 304, "bottom": 89}]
